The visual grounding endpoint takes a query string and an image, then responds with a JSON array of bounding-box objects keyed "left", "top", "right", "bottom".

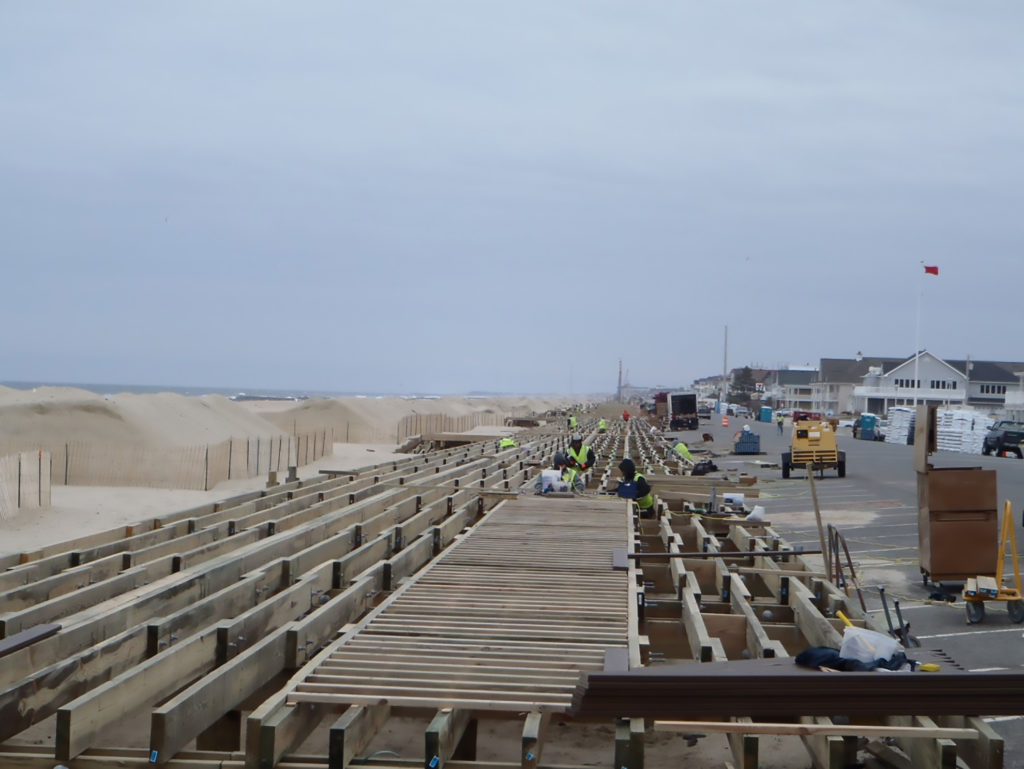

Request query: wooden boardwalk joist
[{"left": 285, "top": 496, "right": 631, "bottom": 714}]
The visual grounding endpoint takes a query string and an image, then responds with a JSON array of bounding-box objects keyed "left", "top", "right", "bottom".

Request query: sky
[{"left": 2, "top": 2, "right": 1023, "bottom": 395}]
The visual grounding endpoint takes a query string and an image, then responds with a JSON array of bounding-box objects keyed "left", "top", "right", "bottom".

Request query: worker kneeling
[
  {"left": 567, "top": 434, "right": 596, "bottom": 475},
  {"left": 614, "top": 458, "right": 655, "bottom": 518},
  {"left": 535, "top": 452, "right": 585, "bottom": 495}
]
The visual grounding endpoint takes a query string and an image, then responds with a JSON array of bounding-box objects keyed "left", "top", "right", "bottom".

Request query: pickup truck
[{"left": 982, "top": 421, "right": 1024, "bottom": 458}]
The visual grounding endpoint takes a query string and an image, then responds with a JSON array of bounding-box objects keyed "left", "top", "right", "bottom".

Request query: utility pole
[
  {"left": 721, "top": 325, "right": 729, "bottom": 406},
  {"left": 617, "top": 359, "right": 623, "bottom": 402}
]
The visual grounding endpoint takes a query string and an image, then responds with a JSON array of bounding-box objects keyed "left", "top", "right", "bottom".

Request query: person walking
[{"left": 777, "top": 412, "right": 785, "bottom": 435}]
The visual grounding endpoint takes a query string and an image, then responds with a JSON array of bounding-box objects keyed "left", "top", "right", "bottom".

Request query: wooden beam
[
  {"left": 0, "top": 623, "right": 60, "bottom": 658},
  {"left": 284, "top": 572, "right": 382, "bottom": 669},
  {"left": 726, "top": 716, "right": 758, "bottom": 769},
  {"left": 253, "top": 700, "right": 333, "bottom": 769},
  {"left": 0, "top": 625, "right": 149, "bottom": 743},
  {"left": 328, "top": 704, "right": 391, "bottom": 769},
  {"left": 937, "top": 715, "right": 1003, "bottom": 769},
  {"left": 729, "top": 589, "right": 784, "bottom": 659},
  {"left": 150, "top": 631, "right": 291, "bottom": 764},
  {"left": 0, "top": 552, "right": 127, "bottom": 611},
  {"left": 521, "top": 711, "right": 550, "bottom": 769},
  {"left": 800, "top": 715, "right": 856, "bottom": 769},
  {"left": 887, "top": 715, "right": 958, "bottom": 769},
  {"left": 425, "top": 708, "right": 474, "bottom": 769},
  {"left": 626, "top": 550, "right": 821, "bottom": 559},
  {"left": 680, "top": 582, "right": 715, "bottom": 663},
  {"left": 148, "top": 564, "right": 282, "bottom": 657},
  {"left": 732, "top": 566, "right": 826, "bottom": 579},
  {"left": 655, "top": 721, "right": 978, "bottom": 740},
  {"left": 56, "top": 627, "right": 220, "bottom": 760},
  {"left": 788, "top": 580, "right": 841, "bottom": 648},
  {"left": 195, "top": 709, "right": 241, "bottom": 751},
  {"left": 0, "top": 568, "right": 159, "bottom": 637},
  {"left": 613, "top": 717, "right": 644, "bottom": 769}
]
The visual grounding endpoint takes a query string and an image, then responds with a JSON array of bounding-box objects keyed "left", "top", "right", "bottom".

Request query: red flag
[{"left": 923, "top": 265, "right": 939, "bottom": 275}]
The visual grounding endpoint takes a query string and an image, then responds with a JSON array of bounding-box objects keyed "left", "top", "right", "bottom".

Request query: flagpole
[
  {"left": 914, "top": 263, "right": 940, "bottom": 408},
  {"left": 914, "top": 263, "right": 922, "bottom": 408}
]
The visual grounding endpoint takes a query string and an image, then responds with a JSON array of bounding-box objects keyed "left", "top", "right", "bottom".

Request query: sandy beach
[{"left": 0, "top": 386, "right": 577, "bottom": 556}]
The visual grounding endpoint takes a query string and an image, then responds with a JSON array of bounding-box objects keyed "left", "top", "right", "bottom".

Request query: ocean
[{"left": 0, "top": 381, "right": 513, "bottom": 401}]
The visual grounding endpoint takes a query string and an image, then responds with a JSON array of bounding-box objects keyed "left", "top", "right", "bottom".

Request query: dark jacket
[{"left": 615, "top": 458, "right": 651, "bottom": 500}]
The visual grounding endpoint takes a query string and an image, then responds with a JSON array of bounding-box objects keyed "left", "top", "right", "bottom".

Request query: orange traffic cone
[{"left": 722, "top": 415, "right": 729, "bottom": 427}]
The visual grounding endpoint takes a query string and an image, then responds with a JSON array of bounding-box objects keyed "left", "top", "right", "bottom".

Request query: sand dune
[
  {"left": 249, "top": 394, "right": 578, "bottom": 439},
  {"left": 0, "top": 387, "right": 586, "bottom": 555},
  {"left": 0, "top": 386, "right": 580, "bottom": 453},
  {"left": 0, "top": 386, "right": 286, "bottom": 450}
]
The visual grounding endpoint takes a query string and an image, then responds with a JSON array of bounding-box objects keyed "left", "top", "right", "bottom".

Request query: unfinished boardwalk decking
[
  {"left": 0, "top": 418, "right": 1012, "bottom": 768},
  {"left": 286, "top": 496, "right": 631, "bottom": 713}
]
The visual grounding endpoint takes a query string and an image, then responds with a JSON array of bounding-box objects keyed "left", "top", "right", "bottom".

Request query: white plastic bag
[
  {"left": 839, "top": 625, "right": 902, "bottom": 664},
  {"left": 538, "top": 469, "right": 569, "bottom": 494}
]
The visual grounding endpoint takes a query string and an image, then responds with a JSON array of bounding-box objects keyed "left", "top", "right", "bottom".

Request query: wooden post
[{"left": 806, "top": 467, "right": 828, "bottom": 571}]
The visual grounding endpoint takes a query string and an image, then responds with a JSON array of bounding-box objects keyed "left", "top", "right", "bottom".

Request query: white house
[{"left": 851, "top": 351, "right": 1023, "bottom": 415}]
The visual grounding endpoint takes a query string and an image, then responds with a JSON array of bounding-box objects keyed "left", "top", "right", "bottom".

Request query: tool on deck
[
  {"left": 962, "top": 499, "right": 1024, "bottom": 624},
  {"left": 878, "top": 586, "right": 896, "bottom": 636},
  {"left": 892, "top": 598, "right": 919, "bottom": 647},
  {"left": 876, "top": 586, "right": 919, "bottom": 646}
]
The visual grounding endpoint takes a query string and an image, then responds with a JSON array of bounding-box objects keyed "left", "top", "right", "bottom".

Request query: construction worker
[
  {"left": 613, "top": 458, "right": 655, "bottom": 517},
  {"left": 672, "top": 441, "right": 693, "bottom": 462},
  {"left": 598, "top": 418, "right": 607, "bottom": 433},
  {"left": 499, "top": 437, "right": 518, "bottom": 450},
  {"left": 535, "top": 452, "right": 584, "bottom": 494},
  {"left": 568, "top": 414, "right": 579, "bottom": 431},
  {"left": 777, "top": 412, "right": 785, "bottom": 435},
  {"left": 566, "top": 434, "right": 596, "bottom": 475}
]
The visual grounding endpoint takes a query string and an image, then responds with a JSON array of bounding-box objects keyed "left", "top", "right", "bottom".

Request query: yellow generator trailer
[{"left": 782, "top": 420, "right": 846, "bottom": 479}]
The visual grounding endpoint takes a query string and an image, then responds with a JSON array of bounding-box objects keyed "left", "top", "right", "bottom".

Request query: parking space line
[{"left": 917, "top": 627, "right": 1024, "bottom": 640}]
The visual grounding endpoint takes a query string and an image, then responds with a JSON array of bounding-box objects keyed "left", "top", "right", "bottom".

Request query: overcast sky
[{"left": 3, "top": 2, "right": 1022, "bottom": 395}]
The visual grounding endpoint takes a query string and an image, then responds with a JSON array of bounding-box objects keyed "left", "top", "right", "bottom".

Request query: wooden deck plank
[{"left": 280, "top": 496, "right": 630, "bottom": 717}]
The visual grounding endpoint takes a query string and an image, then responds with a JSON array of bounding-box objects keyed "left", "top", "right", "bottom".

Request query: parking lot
[{"left": 675, "top": 416, "right": 1024, "bottom": 766}]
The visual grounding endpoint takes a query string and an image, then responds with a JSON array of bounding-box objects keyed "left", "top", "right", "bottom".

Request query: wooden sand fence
[
  {"left": 0, "top": 450, "right": 52, "bottom": 521},
  {"left": 0, "top": 430, "right": 330, "bottom": 493},
  {"left": 396, "top": 410, "right": 509, "bottom": 442}
]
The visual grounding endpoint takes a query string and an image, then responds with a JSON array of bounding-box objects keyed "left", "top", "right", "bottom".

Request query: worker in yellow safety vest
[
  {"left": 499, "top": 437, "right": 518, "bottom": 449},
  {"left": 598, "top": 418, "right": 607, "bottom": 433},
  {"left": 568, "top": 415, "right": 578, "bottom": 431},
  {"left": 673, "top": 441, "right": 692, "bottom": 462},
  {"left": 614, "top": 458, "right": 655, "bottom": 517},
  {"left": 534, "top": 452, "right": 585, "bottom": 494},
  {"left": 567, "top": 434, "right": 596, "bottom": 474}
]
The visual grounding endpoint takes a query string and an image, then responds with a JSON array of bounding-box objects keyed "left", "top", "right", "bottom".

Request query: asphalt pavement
[{"left": 667, "top": 416, "right": 1024, "bottom": 767}]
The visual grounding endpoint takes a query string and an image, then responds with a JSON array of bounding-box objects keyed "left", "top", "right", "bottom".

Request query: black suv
[{"left": 982, "top": 421, "right": 1024, "bottom": 458}]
